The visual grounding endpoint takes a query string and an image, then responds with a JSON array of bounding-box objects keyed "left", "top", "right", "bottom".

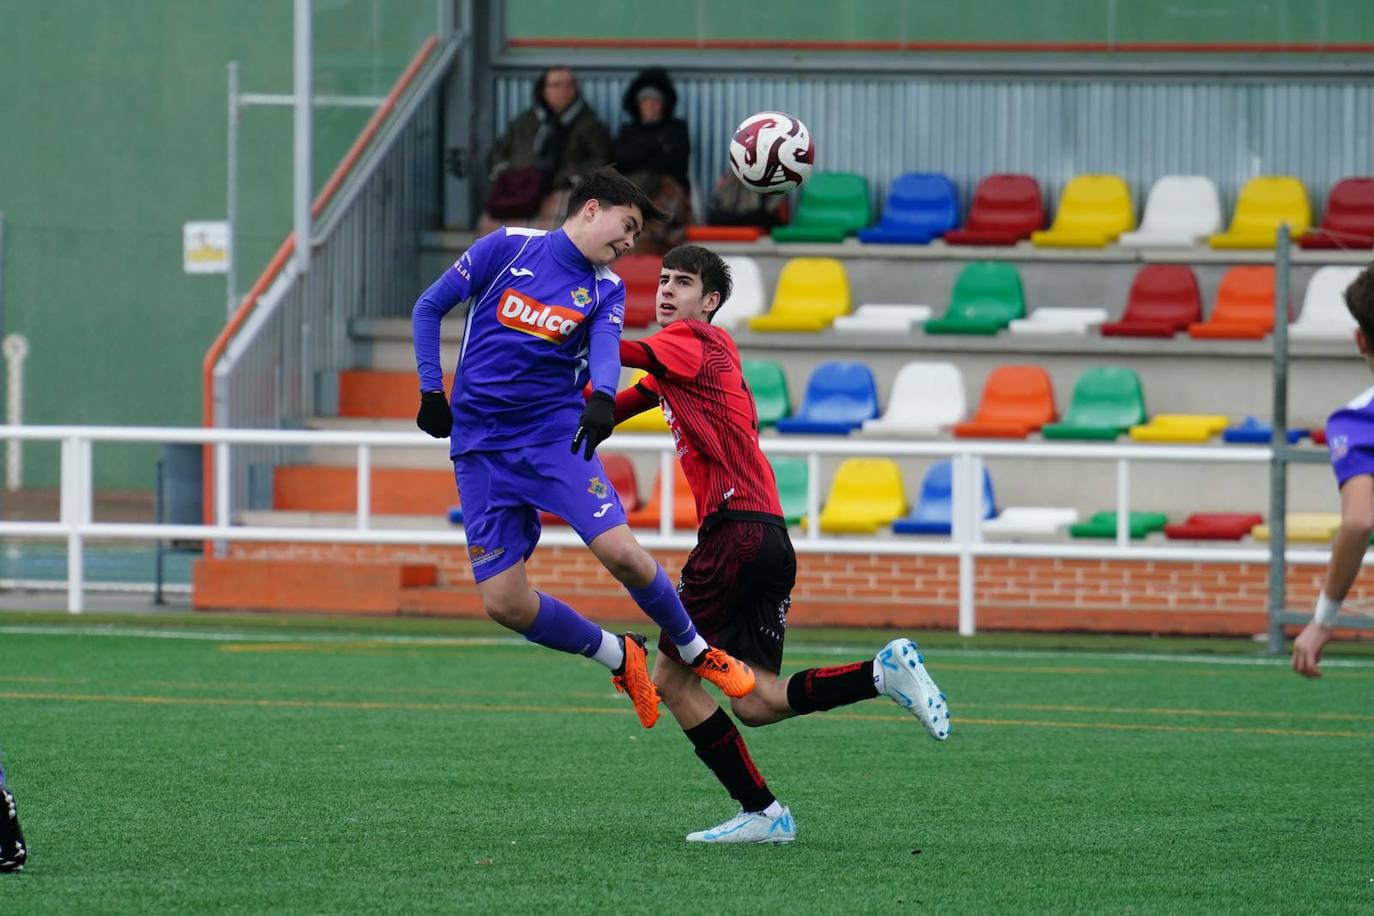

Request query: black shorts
[{"left": 658, "top": 517, "right": 796, "bottom": 674}]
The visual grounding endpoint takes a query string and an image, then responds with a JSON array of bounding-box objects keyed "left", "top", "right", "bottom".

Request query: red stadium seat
[
  {"left": 1100, "top": 265, "right": 1202, "bottom": 338},
  {"left": 944, "top": 175, "right": 1044, "bottom": 246},
  {"left": 541, "top": 454, "right": 640, "bottom": 525},
  {"left": 1298, "top": 178, "right": 1374, "bottom": 250},
  {"left": 1163, "top": 513, "right": 1263, "bottom": 541},
  {"left": 685, "top": 225, "right": 766, "bottom": 243},
  {"left": 614, "top": 255, "right": 661, "bottom": 328}
]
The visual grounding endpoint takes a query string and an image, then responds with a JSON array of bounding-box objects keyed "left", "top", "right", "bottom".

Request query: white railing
[{"left": 0, "top": 424, "right": 1350, "bottom": 630}]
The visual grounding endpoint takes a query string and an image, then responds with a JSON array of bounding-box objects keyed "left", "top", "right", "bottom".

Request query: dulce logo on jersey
[{"left": 496, "top": 288, "right": 584, "bottom": 343}]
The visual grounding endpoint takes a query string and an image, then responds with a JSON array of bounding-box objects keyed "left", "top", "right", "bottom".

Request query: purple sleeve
[
  {"left": 1326, "top": 407, "right": 1374, "bottom": 487},
  {"left": 411, "top": 231, "right": 505, "bottom": 393},
  {"left": 587, "top": 283, "right": 626, "bottom": 398}
]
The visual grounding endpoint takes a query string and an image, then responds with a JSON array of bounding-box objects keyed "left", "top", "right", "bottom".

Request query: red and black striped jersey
[{"left": 616, "top": 319, "right": 782, "bottom": 526}]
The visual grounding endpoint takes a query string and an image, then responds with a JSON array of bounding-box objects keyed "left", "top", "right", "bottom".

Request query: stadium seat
[
  {"left": 892, "top": 460, "right": 997, "bottom": 535},
  {"left": 1299, "top": 178, "right": 1374, "bottom": 250},
  {"left": 1128, "top": 414, "right": 1228, "bottom": 443},
  {"left": 615, "top": 370, "right": 669, "bottom": 433},
  {"left": 1311, "top": 427, "right": 1328, "bottom": 446},
  {"left": 1008, "top": 307, "right": 1108, "bottom": 336},
  {"left": 952, "top": 365, "right": 1056, "bottom": 439},
  {"left": 861, "top": 361, "right": 965, "bottom": 437},
  {"left": 982, "top": 506, "right": 1080, "bottom": 537},
  {"left": 1163, "top": 513, "right": 1263, "bottom": 541},
  {"left": 685, "top": 225, "right": 766, "bottom": 243},
  {"left": 543, "top": 453, "right": 641, "bottom": 525},
  {"left": 1209, "top": 176, "right": 1311, "bottom": 248},
  {"left": 769, "top": 456, "right": 808, "bottom": 526},
  {"left": 748, "top": 257, "right": 851, "bottom": 332},
  {"left": 770, "top": 172, "right": 871, "bottom": 243},
  {"left": 1068, "top": 511, "right": 1169, "bottom": 540},
  {"left": 832, "top": 304, "right": 933, "bottom": 334},
  {"left": 741, "top": 359, "right": 790, "bottom": 428},
  {"left": 817, "top": 458, "right": 906, "bottom": 534},
  {"left": 1188, "top": 266, "right": 1283, "bottom": 340},
  {"left": 712, "top": 256, "right": 767, "bottom": 330},
  {"left": 446, "top": 505, "right": 463, "bottom": 525},
  {"left": 1030, "top": 175, "right": 1134, "bottom": 248},
  {"left": 857, "top": 172, "right": 959, "bottom": 244},
  {"left": 1099, "top": 265, "right": 1202, "bottom": 338},
  {"left": 614, "top": 254, "right": 661, "bottom": 327},
  {"left": 923, "top": 261, "right": 1025, "bottom": 335},
  {"left": 1288, "top": 265, "right": 1363, "bottom": 339},
  {"left": 776, "top": 361, "right": 879, "bottom": 435},
  {"left": 1041, "top": 367, "right": 1147, "bottom": 440},
  {"left": 1251, "top": 513, "right": 1341, "bottom": 543},
  {"left": 1118, "top": 176, "right": 1223, "bottom": 247},
  {"left": 626, "top": 462, "right": 696, "bottom": 531},
  {"left": 1222, "top": 416, "right": 1307, "bottom": 445},
  {"left": 943, "top": 174, "right": 1044, "bottom": 246}
]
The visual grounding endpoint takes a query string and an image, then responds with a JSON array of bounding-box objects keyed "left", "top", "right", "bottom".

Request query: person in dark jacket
[{"left": 613, "top": 68, "right": 692, "bottom": 253}]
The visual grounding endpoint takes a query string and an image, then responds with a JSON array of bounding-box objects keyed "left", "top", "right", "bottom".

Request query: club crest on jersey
[
  {"left": 571, "top": 287, "right": 591, "bottom": 308},
  {"left": 497, "top": 288, "right": 584, "bottom": 343},
  {"left": 587, "top": 476, "right": 608, "bottom": 498}
]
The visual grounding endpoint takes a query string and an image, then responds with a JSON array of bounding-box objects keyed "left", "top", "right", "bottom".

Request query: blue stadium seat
[
  {"left": 1222, "top": 416, "right": 1307, "bottom": 445},
  {"left": 892, "top": 460, "right": 997, "bottom": 535},
  {"left": 447, "top": 506, "right": 463, "bottom": 524},
  {"left": 858, "top": 173, "right": 960, "bottom": 245},
  {"left": 775, "top": 362, "right": 880, "bottom": 435}
]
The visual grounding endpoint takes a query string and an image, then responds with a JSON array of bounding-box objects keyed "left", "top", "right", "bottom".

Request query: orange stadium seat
[
  {"left": 952, "top": 366, "right": 1057, "bottom": 439},
  {"left": 1188, "top": 266, "right": 1284, "bottom": 340}
]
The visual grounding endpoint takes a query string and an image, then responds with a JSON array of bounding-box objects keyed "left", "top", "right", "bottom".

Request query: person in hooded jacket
[{"left": 613, "top": 68, "right": 692, "bottom": 253}]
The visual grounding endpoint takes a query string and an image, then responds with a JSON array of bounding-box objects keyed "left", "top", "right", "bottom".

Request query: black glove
[
  {"left": 416, "top": 391, "right": 452, "bottom": 438},
  {"left": 571, "top": 391, "right": 615, "bottom": 460}
]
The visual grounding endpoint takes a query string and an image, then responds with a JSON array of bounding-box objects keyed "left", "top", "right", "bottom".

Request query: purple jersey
[
  {"left": 412, "top": 227, "right": 625, "bottom": 455},
  {"left": 1326, "top": 384, "right": 1374, "bottom": 486}
]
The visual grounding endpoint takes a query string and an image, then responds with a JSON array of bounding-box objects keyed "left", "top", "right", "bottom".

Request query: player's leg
[
  {"left": 0, "top": 758, "right": 27, "bottom": 873},
  {"left": 652, "top": 653, "right": 794, "bottom": 845},
  {"left": 457, "top": 452, "right": 661, "bottom": 726}
]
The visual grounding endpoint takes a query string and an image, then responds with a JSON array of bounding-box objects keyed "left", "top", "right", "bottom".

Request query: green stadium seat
[
  {"left": 1041, "top": 367, "right": 1147, "bottom": 440},
  {"left": 1069, "top": 511, "right": 1169, "bottom": 540},
  {"left": 742, "top": 359, "right": 790, "bottom": 428},
  {"left": 771, "top": 172, "right": 871, "bottom": 243},
  {"left": 769, "top": 456, "right": 808, "bottom": 526},
  {"left": 923, "top": 262, "right": 1025, "bottom": 335}
]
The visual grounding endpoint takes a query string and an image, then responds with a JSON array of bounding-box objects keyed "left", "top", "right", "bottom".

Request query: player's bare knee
[
  {"left": 482, "top": 596, "right": 535, "bottom": 631},
  {"left": 729, "top": 695, "right": 777, "bottom": 728},
  {"left": 602, "top": 542, "right": 656, "bottom": 585}
]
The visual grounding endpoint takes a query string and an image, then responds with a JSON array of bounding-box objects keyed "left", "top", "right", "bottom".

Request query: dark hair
[
  {"left": 533, "top": 65, "right": 577, "bottom": 109},
  {"left": 662, "top": 245, "right": 732, "bottom": 321},
  {"left": 565, "top": 166, "right": 666, "bottom": 225},
  {"left": 1345, "top": 264, "right": 1374, "bottom": 343}
]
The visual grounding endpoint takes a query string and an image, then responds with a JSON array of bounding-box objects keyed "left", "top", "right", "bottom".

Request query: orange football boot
[
  {"left": 611, "top": 632, "right": 660, "bottom": 728},
  {"left": 691, "top": 647, "right": 756, "bottom": 698}
]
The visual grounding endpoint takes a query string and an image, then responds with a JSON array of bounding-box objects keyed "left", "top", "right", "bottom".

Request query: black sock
[
  {"left": 683, "top": 707, "right": 775, "bottom": 814},
  {"left": 786, "top": 660, "right": 879, "bottom": 714}
]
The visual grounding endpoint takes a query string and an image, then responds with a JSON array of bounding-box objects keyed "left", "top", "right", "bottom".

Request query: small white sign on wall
[{"left": 183, "top": 221, "right": 229, "bottom": 274}]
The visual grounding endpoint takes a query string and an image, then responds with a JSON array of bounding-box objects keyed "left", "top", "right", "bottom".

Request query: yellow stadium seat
[
  {"left": 1209, "top": 176, "right": 1311, "bottom": 249},
  {"left": 1250, "top": 513, "right": 1340, "bottom": 543},
  {"left": 615, "top": 370, "right": 669, "bottom": 432},
  {"left": 817, "top": 458, "right": 907, "bottom": 534},
  {"left": 748, "top": 258, "right": 851, "bottom": 333},
  {"left": 1030, "top": 175, "right": 1134, "bottom": 247},
  {"left": 1128, "top": 414, "right": 1229, "bottom": 443}
]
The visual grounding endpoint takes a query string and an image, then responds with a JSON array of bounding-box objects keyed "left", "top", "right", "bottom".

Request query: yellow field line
[{"left": 2, "top": 690, "right": 1368, "bottom": 739}]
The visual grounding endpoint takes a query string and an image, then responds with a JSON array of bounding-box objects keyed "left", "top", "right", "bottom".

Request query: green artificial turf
[{"left": 0, "top": 612, "right": 1370, "bottom": 914}]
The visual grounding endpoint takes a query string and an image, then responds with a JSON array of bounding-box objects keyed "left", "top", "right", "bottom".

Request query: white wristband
[{"left": 1313, "top": 592, "right": 1342, "bottom": 628}]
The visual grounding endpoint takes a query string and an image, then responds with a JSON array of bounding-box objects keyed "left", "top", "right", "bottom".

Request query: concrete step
[
  {"left": 238, "top": 509, "right": 452, "bottom": 530},
  {"left": 273, "top": 465, "right": 456, "bottom": 515},
  {"left": 192, "top": 557, "right": 438, "bottom": 614}
]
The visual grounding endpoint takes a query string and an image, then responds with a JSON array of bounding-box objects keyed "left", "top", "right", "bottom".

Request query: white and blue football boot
[
  {"left": 686, "top": 807, "right": 796, "bottom": 844},
  {"left": 875, "top": 638, "right": 950, "bottom": 740}
]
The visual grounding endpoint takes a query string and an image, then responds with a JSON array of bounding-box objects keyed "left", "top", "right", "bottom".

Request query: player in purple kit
[
  {"left": 1294, "top": 264, "right": 1374, "bottom": 677},
  {"left": 412, "top": 168, "right": 755, "bottom": 728}
]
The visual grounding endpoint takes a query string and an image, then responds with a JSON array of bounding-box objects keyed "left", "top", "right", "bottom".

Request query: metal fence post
[{"left": 1266, "top": 223, "right": 1292, "bottom": 654}]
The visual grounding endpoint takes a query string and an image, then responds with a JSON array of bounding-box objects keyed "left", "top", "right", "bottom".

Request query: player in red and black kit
[{"left": 612, "top": 245, "right": 950, "bottom": 845}]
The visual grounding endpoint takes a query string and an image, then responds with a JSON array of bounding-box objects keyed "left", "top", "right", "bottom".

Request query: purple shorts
[{"left": 453, "top": 441, "right": 628, "bottom": 582}]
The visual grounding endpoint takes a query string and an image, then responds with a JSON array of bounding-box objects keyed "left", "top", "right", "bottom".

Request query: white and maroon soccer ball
[{"left": 728, "top": 111, "right": 814, "bottom": 195}]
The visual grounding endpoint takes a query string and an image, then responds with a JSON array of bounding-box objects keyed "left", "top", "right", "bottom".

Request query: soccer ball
[{"left": 728, "top": 111, "right": 814, "bottom": 195}]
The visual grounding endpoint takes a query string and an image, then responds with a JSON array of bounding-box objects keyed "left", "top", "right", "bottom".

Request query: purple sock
[
  {"left": 524, "top": 592, "right": 604, "bottom": 657},
  {"left": 628, "top": 566, "right": 699, "bottom": 648}
]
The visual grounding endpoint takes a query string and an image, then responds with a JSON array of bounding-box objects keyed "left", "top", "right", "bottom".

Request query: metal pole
[
  {"left": 956, "top": 452, "right": 975, "bottom": 636},
  {"left": 293, "top": 0, "right": 313, "bottom": 275},
  {"left": 1266, "top": 223, "right": 1292, "bottom": 654},
  {"left": 226, "top": 61, "right": 240, "bottom": 319},
  {"left": 356, "top": 444, "right": 371, "bottom": 530},
  {"left": 1115, "top": 459, "right": 1131, "bottom": 547}
]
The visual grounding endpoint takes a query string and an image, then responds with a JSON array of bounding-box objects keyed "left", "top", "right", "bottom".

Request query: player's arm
[
  {"left": 572, "top": 284, "right": 626, "bottom": 459},
  {"left": 613, "top": 379, "right": 659, "bottom": 425},
  {"left": 1293, "top": 473, "right": 1374, "bottom": 677},
  {"left": 619, "top": 323, "right": 703, "bottom": 381}
]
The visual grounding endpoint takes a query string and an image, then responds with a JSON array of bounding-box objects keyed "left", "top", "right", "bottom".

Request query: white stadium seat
[
  {"left": 981, "top": 507, "right": 1080, "bottom": 537},
  {"left": 1007, "top": 307, "right": 1108, "bottom": 336},
  {"left": 833, "top": 303, "right": 933, "bottom": 334},
  {"left": 1118, "top": 176, "right": 1223, "bottom": 247},
  {"left": 713, "top": 256, "right": 767, "bottom": 330},
  {"left": 860, "top": 361, "right": 965, "bottom": 437},
  {"left": 1288, "top": 265, "right": 1363, "bottom": 339}
]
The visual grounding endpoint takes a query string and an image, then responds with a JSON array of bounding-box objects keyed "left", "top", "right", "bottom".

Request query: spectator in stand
[
  {"left": 613, "top": 68, "right": 692, "bottom": 253},
  {"left": 478, "top": 66, "right": 612, "bottom": 232}
]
